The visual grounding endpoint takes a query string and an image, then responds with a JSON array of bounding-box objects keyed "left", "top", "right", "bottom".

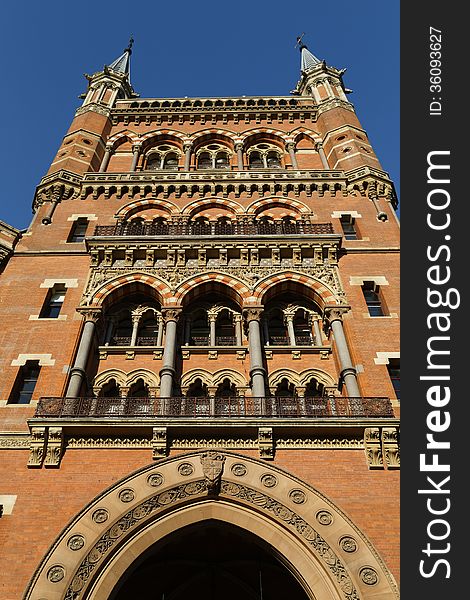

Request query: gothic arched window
[
  {"left": 197, "top": 152, "right": 212, "bottom": 169},
  {"left": 163, "top": 152, "right": 179, "bottom": 170}
]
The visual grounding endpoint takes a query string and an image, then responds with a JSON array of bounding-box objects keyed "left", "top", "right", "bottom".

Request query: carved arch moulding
[{"left": 24, "top": 451, "right": 399, "bottom": 600}]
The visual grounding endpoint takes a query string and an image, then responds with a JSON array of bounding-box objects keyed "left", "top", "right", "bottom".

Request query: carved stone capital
[
  {"left": 382, "top": 427, "right": 400, "bottom": 469},
  {"left": 161, "top": 308, "right": 182, "bottom": 323},
  {"left": 243, "top": 307, "right": 264, "bottom": 323},
  {"left": 323, "top": 305, "right": 350, "bottom": 326},
  {"left": 183, "top": 142, "right": 192, "bottom": 151},
  {"left": 77, "top": 308, "right": 102, "bottom": 323}
]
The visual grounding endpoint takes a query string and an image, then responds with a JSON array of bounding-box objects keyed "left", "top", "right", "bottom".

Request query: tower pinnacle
[
  {"left": 295, "top": 34, "right": 321, "bottom": 72},
  {"left": 108, "top": 36, "right": 134, "bottom": 75}
]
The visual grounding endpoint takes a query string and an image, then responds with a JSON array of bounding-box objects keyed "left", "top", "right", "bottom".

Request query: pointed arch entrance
[{"left": 24, "top": 452, "right": 399, "bottom": 600}]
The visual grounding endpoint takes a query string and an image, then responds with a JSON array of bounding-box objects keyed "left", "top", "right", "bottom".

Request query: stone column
[
  {"left": 183, "top": 143, "right": 192, "bottom": 171},
  {"left": 325, "top": 307, "right": 360, "bottom": 398},
  {"left": 316, "top": 142, "right": 330, "bottom": 169},
  {"left": 244, "top": 308, "right": 266, "bottom": 399},
  {"left": 99, "top": 145, "right": 113, "bottom": 172},
  {"left": 310, "top": 84, "right": 322, "bottom": 104},
  {"left": 159, "top": 309, "right": 182, "bottom": 398},
  {"left": 323, "top": 78, "right": 335, "bottom": 98},
  {"left": 156, "top": 314, "right": 164, "bottom": 346},
  {"left": 130, "top": 313, "right": 141, "bottom": 346},
  {"left": 208, "top": 312, "right": 217, "bottom": 346},
  {"left": 130, "top": 145, "right": 141, "bottom": 172},
  {"left": 66, "top": 310, "right": 101, "bottom": 397},
  {"left": 234, "top": 314, "right": 243, "bottom": 346},
  {"left": 235, "top": 143, "right": 244, "bottom": 170},
  {"left": 312, "top": 315, "right": 322, "bottom": 346},
  {"left": 285, "top": 314, "right": 296, "bottom": 346},
  {"left": 286, "top": 142, "right": 298, "bottom": 169}
]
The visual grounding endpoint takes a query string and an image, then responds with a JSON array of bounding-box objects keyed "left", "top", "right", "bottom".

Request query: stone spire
[
  {"left": 108, "top": 36, "right": 134, "bottom": 76},
  {"left": 296, "top": 35, "right": 321, "bottom": 72}
]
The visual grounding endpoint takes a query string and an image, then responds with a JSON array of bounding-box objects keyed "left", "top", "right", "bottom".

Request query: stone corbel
[
  {"left": 152, "top": 427, "right": 168, "bottom": 459},
  {"left": 27, "top": 427, "right": 47, "bottom": 468},
  {"left": 364, "top": 427, "right": 383, "bottom": 469},
  {"left": 258, "top": 427, "right": 274, "bottom": 460},
  {"left": 382, "top": 427, "right": 400, "bottom": 469},
  {"left": 44, "top": 427, "right": 65, "bottom": 468}
]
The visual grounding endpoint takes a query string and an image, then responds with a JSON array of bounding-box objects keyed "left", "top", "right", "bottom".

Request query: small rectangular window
[
  {"left": 387, "top": 359, "right": 400, "bottom": 400},
  {"left": 8, "top": 361, "right": 41, "bottom": 404},
  {"left": 340, "top": 215, "right": 357, "bottom": 240},
  {"left": 39, "top": 285, "right": 66, "bottom": 318},
  {"left": 68, "top": 218, "right": 88, "bottom": 242},
  {"left": 362, "top": 281, "right": 385, "bottom": 316}
]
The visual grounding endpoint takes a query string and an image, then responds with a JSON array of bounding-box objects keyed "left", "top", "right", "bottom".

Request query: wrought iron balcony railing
[
  {"left": 92, "top": 221, "right": 334, "bottom": 237},
  {"left": 34, "top": 396, "right": 394, "bottom": 419}
]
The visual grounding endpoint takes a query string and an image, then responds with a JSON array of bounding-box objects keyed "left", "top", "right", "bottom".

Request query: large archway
[
  {"left": 24, "top": 452, "right": 399, "bottom": 600},
  {"left": 110, "top": 519, "right": 309, "bottom": 599}
]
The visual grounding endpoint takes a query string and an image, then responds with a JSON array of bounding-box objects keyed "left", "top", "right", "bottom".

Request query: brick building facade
[{"left": 0, "top": 39, "right": 400, "bottom": 600}]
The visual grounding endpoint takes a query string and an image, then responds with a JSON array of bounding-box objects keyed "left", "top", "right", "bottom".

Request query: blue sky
[{"left": 1, "top": 1, "right": 399, "bottom": 229}]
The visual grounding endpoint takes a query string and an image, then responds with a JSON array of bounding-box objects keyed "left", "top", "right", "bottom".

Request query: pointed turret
[
  {"left": 297, "top": 36, "right": 321, "bottom": 72},
  {"left": 80, "top": 37, "right": 138, "bottom": 110},
  {"left": 292, "top": 35, "right": 351, "bottom": 104},
  {"left": 108, "top": 36, "right": 133, "bottom": 77}
]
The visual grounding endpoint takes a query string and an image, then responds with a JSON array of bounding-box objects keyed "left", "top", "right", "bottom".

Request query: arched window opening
[
  {"left": 305, "top": 377, "right": 326, "bottom": 397},
  {"left": 146, "top": 153, "right": 162, "bottom": 170},
  {"left": 216, "top": 310, "right": 236, "bottom": 346},
  {"left": 215, "top": 152, "right": 230, "bottom": 169},
  {"left": 214, "top": 217, "right": 233, "bottom": 235},
  {"left": 282, "top": 216, "right": 296, "bottom": 234},
  {"left": 138, "top": 315, "right": 159, "bottom": 345},
  {"left": 267, "top": 310, "right": 288, "bottom": 345},
  {"left": 192, "top": 216, "right": 211, "bottom": 235},
  {"left": 163, "top": 152, "right": 179, "bottom": 170},
  {"left": 190, "top": 312, "right": 210, "bottom": 346},
  {"left": 186, "top": 378, "right": 208, "bottom": 397},
  {"left": 293, "top": 311, "right": 313, "bottom": 346},
  {"left": 99, "top": 379, "right": 120, "bottom": 398},
  {"left": 216, "top": 378, "right": 236, "bottom": 397},
  {"left": 266, "top": 151, "right": 282, "bottom": 168},
  {"left": 275, "top": 378, "right": 296, "bottom": 397},
  {"left": 113, "top": 318, "right": 132, "bottom": 345},
  {"left": 152, "top": 217, "right": 169, "bottom": 234},
  {"left": 128, "top": 378, "right": 149, "bottom": 398},
  {"left": 197, "top": 152, "right": 212, "bottom": 169},
  {"left": 257, "top": 216, "right": 276, "bottom": 234},
  {"left": 249, "top": 151, "right": 263, "bottom": 169}
]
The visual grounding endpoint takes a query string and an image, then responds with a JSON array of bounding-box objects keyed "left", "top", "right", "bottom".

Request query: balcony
[
  {"left": 34, "top": 396, "right": 394, "bottom": 419},
  {"left": 92, "top": 221, "right": 334, "bottom": 238}
]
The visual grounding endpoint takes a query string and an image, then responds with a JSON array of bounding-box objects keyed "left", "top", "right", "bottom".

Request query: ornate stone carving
[
  {"left": 27, "top": 427, "right": 46, "bottom": 468},
  {"left": 44, "top": 427, "right": 64, "bottom": 468},
  {"left": 339, "top": 536, "right": 357, "bottom": 553},
  {"left": 82, "top": 264, "right": 344, "bottom": 305},
  {"left": 231, "top": 463, "right": 247, "bottom": 477},
  {"left": 92, "top": 509, "right": 109, "bottom": 524},
  {"left": 67, "top": 535, "right": 85, "bottom": 551},
  {"left": 316, "top": 510, "right": 333, "bottom": 526},
  {"left": 200, "top": 451, "right": 226, "bottom": 495},
  {"left": 359, "top": 567, "right": 379, "bottom": 585},
  {"left": 147, "top": 473, "right": 164, "bottom": 487},
  {"left": 289, "top": 489, "right": 307, "bottom": 504},
  {"left": 260, "top": 473, "right": 277, "bottom": 488},
  {"left": 258, "top": 427, "right": 274, "bottom": 459},
  {"left": 118, "top": 489, "right": 135, "bottom": 503},
  {"left": 382, "top": 427, "right": 400, "bottom": 469},
  {"left": 65, "top": 477, "right": 360, "bottom": 600},
  {"left": 364, "top": 428, "right": 383, "bottom": 469},
  {"left": 152, "top": 427, "right": 168, "bottom": 459},
  {"left": 47, "top": 565, "right": 65, "bottom": 583},
  {"left": 161, "top": 308, "right": 182, "bottom": 323},
  {"left": 178, "top": 462, "right": 194, "bottom": 476}
]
